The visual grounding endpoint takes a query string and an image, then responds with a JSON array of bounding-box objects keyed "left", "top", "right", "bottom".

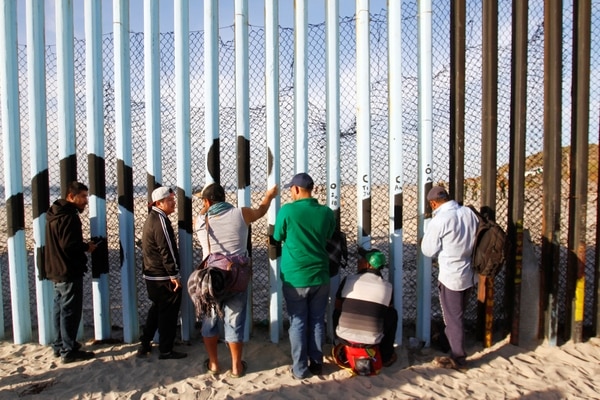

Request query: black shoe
[
  {"left": 289, "top": 367, "right": 309, "bottom": 380},
  {"left": 382, "top": 352, "right": 398, "bottom": 367},
  {"left": 61, "top": 350, "right": 95, "bottom": 364},
  {"left": 54, "top": 342, "right": 82, "bottom": 358},
  {"left": 136, "top": 342, "right": 152, "bottom": 358},
  {"left": 308, "top": 362, "right": 323, "bottom": 375},
  {"left": 158, "top": 350, "right": 187, "bottom": 360}
]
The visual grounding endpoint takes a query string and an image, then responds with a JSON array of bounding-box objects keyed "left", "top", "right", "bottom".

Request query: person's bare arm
[
  {"left": 170, "top": 277, "right": 182, "bottom": 292},
  {"left": 241, "top": 185, "right": 279, "bottom": 224}
]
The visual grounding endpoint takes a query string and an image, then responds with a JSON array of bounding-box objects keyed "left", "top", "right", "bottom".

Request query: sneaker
[
  {"left": 158, "top": 350, "right": 187, "bottom": 360},
  {"left": 61, "top": 350, "right": 95, "bottom": 364},
  {"left": 136, "top": 342, "right": 152, "bottom": 358},
  {"left": 308, "top": 362, "right": 323, "bottom": 375}
]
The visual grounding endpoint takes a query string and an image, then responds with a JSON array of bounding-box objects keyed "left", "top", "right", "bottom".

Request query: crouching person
[{"left": 332, "top": 248, "right": 398, "bottom": 375}]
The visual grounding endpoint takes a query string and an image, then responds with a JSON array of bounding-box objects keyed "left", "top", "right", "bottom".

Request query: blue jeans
[
  {"left": 283, "top": 284, "right": 329, "bottom": 378},
  {"left": 202, "top": 290, "right": 248, "bottom": 343},
  {"left": 52, "top": 277, "right": 84, "bottom": 356}
]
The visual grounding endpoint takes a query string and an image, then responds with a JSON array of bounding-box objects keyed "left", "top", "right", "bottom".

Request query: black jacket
[
  {"left": 141, "top": 206, "right": 180, "bottom": 281},
  {"left": 43, "top": 199, "right": 89, "bottom": 282}
]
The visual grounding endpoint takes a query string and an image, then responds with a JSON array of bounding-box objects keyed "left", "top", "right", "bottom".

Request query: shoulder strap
[
  {"left": 466, "top": 204, "right": 481, "bottom": 218},
  {"left": 204, "top": 215, "right": 211, "bottom": 255}
]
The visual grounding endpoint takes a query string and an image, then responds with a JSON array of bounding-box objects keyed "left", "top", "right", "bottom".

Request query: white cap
[{"left": 151, "top": 187, "right": 174, "bottom": 203}]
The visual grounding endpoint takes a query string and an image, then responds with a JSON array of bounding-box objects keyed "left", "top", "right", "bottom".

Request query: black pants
[
  {"left": 380, "top": 307, "right": 398, "bottom": 363},
  {"left": 141, "top": 280, "right": 182, "bottom": 354}
]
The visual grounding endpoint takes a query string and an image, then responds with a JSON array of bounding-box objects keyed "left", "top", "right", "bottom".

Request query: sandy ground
[{"left": 1, "top": 324, "right": 599, "bottom": 400}]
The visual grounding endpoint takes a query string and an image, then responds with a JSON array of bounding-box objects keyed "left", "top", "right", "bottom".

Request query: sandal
[
  {"left": 204, "top": 359, "right": 221, "bottom": 375},
  {"left": 433, "top": 356, "right": 468, "bottom": 372},
  {"left": 229, "top": 360, "right": 247, "bottom": 378},
  {"left": 433, "top": 356, "right": 456, "bottom": 369}
]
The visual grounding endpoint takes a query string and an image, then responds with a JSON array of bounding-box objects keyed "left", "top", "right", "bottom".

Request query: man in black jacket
[
  {"left": 137, "top": 186, "right": 186, "bottom": 360},
  {"left": 44, "top": 181, "right": 97, "bottom": 363}
]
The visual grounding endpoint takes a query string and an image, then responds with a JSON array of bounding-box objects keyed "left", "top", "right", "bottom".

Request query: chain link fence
[{"left": 1, "top": 2, "right": 599, "bottom": 341}]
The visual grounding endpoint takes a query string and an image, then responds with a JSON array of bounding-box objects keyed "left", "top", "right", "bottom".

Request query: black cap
[{"left": 283, "top": 172, "right": 314, "bottom": 190}]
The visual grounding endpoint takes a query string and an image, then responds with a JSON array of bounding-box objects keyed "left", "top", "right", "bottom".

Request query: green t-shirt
[{"left": 273, "top": 197, "right": 336, "bottom": 287}]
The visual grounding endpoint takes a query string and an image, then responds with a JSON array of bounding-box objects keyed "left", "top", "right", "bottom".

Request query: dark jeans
[
  {"left": 52, "top": 277, "right": 84, "bottom": 356},
  {"left": 439, "top": 282, "right": 468, "bottom": 366},
  {"left": 140, "top": 280, "right": 182, "bottom": 354}
]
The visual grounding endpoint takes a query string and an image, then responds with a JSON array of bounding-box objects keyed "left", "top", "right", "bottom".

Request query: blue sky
[{"left": 17, "top": 0, "right": 388, "bottom": 45}]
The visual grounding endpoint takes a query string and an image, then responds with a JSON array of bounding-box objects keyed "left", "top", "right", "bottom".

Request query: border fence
[{"left": 1, "top": 2, "right": 599, "bottom": 346}]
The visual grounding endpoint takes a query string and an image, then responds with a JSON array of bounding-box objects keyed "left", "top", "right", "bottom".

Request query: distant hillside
[{"left": 497, "top": 143, "right": 599, "bottom": 184}]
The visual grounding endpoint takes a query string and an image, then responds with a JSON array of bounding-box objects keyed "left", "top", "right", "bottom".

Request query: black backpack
[
  {"left": 326, "top": 230, "right": 348, "bottom": 277},
  {"left": 467, "top": 205, "right": 507, "bottom": 277}
]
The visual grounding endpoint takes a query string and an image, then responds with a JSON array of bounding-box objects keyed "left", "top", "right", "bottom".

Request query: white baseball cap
[{"left": 151, "top": 187, "right": 174, "bottom": 203}]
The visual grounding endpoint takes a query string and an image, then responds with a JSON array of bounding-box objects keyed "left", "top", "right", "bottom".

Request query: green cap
[{"left": 359, "top": 248, "right": 386, "bottom": 269}]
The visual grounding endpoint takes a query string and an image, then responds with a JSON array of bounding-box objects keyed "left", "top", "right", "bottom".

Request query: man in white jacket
[{"left": 421, "top": 186, "right": 478, "bottom": 371}]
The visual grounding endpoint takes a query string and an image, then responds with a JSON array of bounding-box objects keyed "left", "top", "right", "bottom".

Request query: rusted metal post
[
  {"left": 479, "top": 0, "right": 498, "bottom": 349},
  {"left": 566, "top": 0, "right": 591, "bottom": 344},
  {"left": 449, "top": 0, "right": 465, "bottom": 203},
  {"left": 540, "top": 0, "right": 562, "bottom": 346},
  {"left": 507, "top": 0, "right": 528, "bottom": 346}
]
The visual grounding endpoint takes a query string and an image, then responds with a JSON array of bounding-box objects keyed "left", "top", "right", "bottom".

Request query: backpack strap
[{"left": 204, "top": 214, "right": 211, "bottom": 256}]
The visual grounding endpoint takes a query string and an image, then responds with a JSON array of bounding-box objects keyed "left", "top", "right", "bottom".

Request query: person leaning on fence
[
  {"left": 137, "top": 186, "right": 187, "bottom": 360},
  {"left": 421, "top": 186, "right": 478, "bottom": 372},
  {"left": 44, "top": 181, "right": 97, "bottom": 364},
  {"left": 332, "top": 248, "right": 398, "bottom": 375},
  {"left": 193, "top": 182, "right": 278, "bottom": 378},
  {"left": 273, "top": 172, "right": 336, "bottom": 379}
]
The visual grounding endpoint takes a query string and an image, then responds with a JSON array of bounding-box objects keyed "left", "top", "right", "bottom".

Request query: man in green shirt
[{"left": 273, "top": 172, "right": 336, "bottom": 379}]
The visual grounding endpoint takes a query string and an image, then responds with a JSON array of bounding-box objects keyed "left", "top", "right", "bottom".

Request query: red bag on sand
[{"left": 332, "top": 343, "right": 382, "bottom": 376}]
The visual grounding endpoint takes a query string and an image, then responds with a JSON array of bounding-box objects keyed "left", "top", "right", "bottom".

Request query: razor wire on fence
[{"left": 1, "top": 3, "right": 599, "bottom": 341}]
